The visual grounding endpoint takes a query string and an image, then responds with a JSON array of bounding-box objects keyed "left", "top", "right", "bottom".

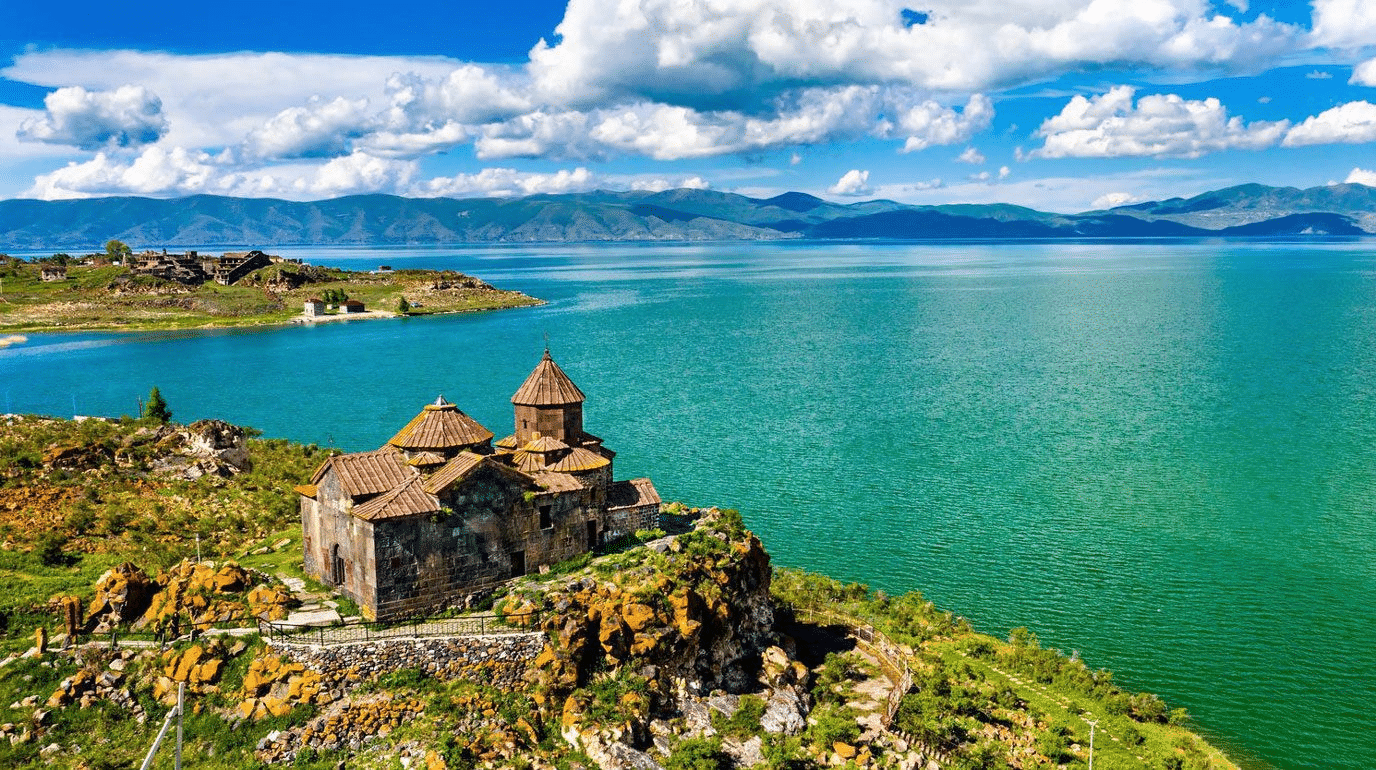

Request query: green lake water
[{"left": 3, "top": 242, "right": 1374, "bottom": 769}]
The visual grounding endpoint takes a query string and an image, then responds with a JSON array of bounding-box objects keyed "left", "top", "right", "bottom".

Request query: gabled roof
[
  {"left": 353, "top": 475, "right": 440, "bottom": 522},
  {"left": 529, "top": 471, "right": 585, "bottom": 493},
  {"left": 511, "top": 350, "right": 586, "bottom": 406},
  {"left": 422, "top": 451, "right": 486, "bottom": 494},
  {"left": 388, "top": 396, "right": 494, "bottom": 451},
  {"left": 312, "top": 447, "right": 414, "bottom": 498},
  {"left": 422, "top": 450, "right": 540, "bottom": 496},
  {"left": 607, "top": 477, "right": 662, "bottom": 510},
  {"left": 406, "top": 451, "right": 446, "bottom": 467}
]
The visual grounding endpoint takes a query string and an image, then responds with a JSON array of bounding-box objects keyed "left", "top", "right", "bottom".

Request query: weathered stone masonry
[
  {"left": 266, "top": 632, "right": 546, "bottom": 690},
  {"left": 298, "top": 351, "right": 661, "bottom": 621}
]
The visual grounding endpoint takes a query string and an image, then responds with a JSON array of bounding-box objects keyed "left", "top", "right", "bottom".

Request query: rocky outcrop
[
  {"left": 237, "top": 654, "right": 330, "bottom": 719},
  {"left": 81, "top": 562, "right": 157, "bottom": 630},
  {"left": 131, "top": 560, "right": 295, "bottom": 632},
  {"left": 518, "top": 509, "right": 775, "bottom": 700},
  {"left": 507, "top": 509, "right": 807, "bottom": 769}
]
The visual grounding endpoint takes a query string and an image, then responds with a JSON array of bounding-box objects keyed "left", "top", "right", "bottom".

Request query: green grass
[{"left": 772, "top": 567, "right": 1239, "bottom": 770}]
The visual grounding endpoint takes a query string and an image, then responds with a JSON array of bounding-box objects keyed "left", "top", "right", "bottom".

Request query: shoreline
[{"left": 0, "top": 297, "right": 545, "bottom": 337}]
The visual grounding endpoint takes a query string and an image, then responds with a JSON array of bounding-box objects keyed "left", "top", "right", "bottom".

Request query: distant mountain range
[{"left": 1, "top": 182, "right": 1374, "bottom": 249}]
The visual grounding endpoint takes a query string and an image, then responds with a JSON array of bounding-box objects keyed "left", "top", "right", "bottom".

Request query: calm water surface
[{"left": 4, "top": 242, "right": 1375, "bottom": 769}]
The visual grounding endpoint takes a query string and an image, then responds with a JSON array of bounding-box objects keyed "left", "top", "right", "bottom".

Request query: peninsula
[
  {"left": 0, "top": 388, "right": 1240, "bottom": 769},
  {"left": 0, "top": 247, "right": 539, "bottom": 333}
]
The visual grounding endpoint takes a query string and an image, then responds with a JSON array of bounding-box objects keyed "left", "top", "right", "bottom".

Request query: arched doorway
[{"left": 331, "top": 544, "right": 345, "bottom": 586}]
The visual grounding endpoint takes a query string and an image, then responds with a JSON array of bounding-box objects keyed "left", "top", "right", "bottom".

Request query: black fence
[{"left": 260, "top": 611, "right": 542, "bottom": 647}]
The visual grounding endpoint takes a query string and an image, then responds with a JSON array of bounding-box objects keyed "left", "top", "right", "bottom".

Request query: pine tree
[
  {"left": 143, "top": 386, "right": 172, "bottom": 424},
  {"left": 397, "top": 296, "right": 411, "bottom": 314}
]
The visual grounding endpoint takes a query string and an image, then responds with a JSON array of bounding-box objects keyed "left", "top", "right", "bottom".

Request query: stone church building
[{"left": 297, "top": 351, "right": 661, "bottom": 620}]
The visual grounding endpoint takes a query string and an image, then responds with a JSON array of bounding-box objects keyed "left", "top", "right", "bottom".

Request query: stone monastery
[{"left": 298, "top": 351, "right": 661, "bottom": 620}]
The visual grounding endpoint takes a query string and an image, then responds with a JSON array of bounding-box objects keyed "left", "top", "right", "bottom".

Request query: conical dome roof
[
  {"left": 511, "top": 350, "right": 586, "bottom": 406},
  {"left": 388, "top": 396, "right": 494, "bottom": 452}
]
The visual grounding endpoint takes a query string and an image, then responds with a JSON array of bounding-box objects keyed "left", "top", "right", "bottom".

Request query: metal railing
[
  {"left": 259, "top": 610, "right": 541, "bottom": 647},
  {"left": 793, "top": 605, "right": 911, "bottom": 726}
]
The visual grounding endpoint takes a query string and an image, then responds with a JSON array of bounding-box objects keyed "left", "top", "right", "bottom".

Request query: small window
[{"left": 539, "top": 504, "right": 553, "bottom": 530}]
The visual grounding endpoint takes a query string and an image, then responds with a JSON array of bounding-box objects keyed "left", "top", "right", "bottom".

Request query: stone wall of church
[
  {"left": 370, "top": 465, "right": 598, "bottom": 620},
  {"left": 301, "top": 472, "right": 376, "bottom": 615}
]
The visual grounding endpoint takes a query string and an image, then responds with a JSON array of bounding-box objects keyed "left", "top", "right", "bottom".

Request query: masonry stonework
[{"left": 297, "top": 351, "right": 661, "bottom": 620}]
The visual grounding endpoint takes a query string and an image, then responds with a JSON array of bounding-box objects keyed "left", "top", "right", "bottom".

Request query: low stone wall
[{"left": 267, "top": 632, "right": 546, "bottom": 690}]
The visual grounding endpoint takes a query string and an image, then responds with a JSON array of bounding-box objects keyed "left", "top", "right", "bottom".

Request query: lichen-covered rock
[{"left": 84, "top": 563, "right": 156, "bottom": 630}]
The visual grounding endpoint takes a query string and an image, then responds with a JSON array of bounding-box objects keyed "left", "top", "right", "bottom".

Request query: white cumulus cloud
[
  {"left": 1033, "top": 85, "right": 1288, "bottom": 158},
  {"left": 528, "top": 0, "right": 1302, "bottom": 106},
  {"left": 1344, "top": 167, "right": 1376, "bottom": 185},
  {"left": 957, "top": 146, "right": 986, "bottom": 164},
  {"left": 17, "top": 85, "right": 167, "bottom": 150},
  {"left": 1091, "top": 191, "right": 1142, "bottom": 208},
  {"left": 893, "top": 94, "right": 994, "bottom": 153},
  {"left": 1311, "top": 0, "right": 1376, "bottom": 49},
  {"left": 1353, "top": 58, "right": 1376, "bottom": 86},
  {"left": 828, "top": 169, "right": 871, "bottom": 196},
  {"left": 244, "top": 97, "right": 374, "bottom": 159},
  {"left": 630, "top": 176, "right": 711, "bottom": 192},
  {"left": 413, "top": 167, "right": 598, "bottom": 198},
  {"left": 1283, "top": 101, "right": 1376, "bottom": 146}
]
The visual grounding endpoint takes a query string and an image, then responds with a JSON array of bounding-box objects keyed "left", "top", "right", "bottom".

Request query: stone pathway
[{"left": 846, "top": 647, "right": 893, "bottom": 742}]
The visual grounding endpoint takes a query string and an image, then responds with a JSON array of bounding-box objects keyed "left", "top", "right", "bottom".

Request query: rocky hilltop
[{"left": 0, "top": 417, "right": 1239, "bottom": 769}]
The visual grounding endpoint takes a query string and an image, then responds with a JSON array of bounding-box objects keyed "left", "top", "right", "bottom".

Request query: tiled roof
[
  {"left": 313, "top": 447, "right": 415, "bottom": 498},
  {"left": 530, "top": 471, "right": 584, "bottom": 493},
  {"left": 495, "top": 434, "right": 520, "bottom": 450},
  {"left": 522, "top": 435, "right": 570, "bottom": 453},
  {"left": 388, "top": 396, "right": 494, "bottom": 451},
  {"left": 544, "top": 446, "right": 611, "bottom": 473},
  {"left": 607, "top": 477, "right": 662, "bottom": 510},
  {"left": 353, "top": 475, "right": 440, "bottom": 522},
  {"left": 407, "top": 451, "right": 446, "bottom": 466},
  {"left": 511, "top": 350, "right": 586, "bottom": 406},
  {"left": 422, "top": 451, "right": 486, "bottom": 494}
]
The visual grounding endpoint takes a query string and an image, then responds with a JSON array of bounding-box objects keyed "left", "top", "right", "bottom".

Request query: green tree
[
  {"left": 105, "top": 239, "right": 132, "bottom": 261},
  {"left": 143, "top": 386, "right": 172, "bottom": 424},
  {"left": 397, "top": 296, "right": 411, "bottom": 314}
]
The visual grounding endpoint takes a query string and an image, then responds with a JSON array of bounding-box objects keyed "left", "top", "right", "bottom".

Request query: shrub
[
  {"left": 37, "top": 532, "right": 71, "bottom": 567},
  {"left": 666, "top": 737, "right": 731, "bottom": 770},
  {"left": 712, "top": 694, "right": 767, "bottom": 739},
  {"left": 806, "top": 703, "right": 861, "bottom": 749}
]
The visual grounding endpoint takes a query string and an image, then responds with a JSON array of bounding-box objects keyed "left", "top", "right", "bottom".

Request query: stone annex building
[{"left": 297, "top": 351, "right": 661, "bottom": 620}]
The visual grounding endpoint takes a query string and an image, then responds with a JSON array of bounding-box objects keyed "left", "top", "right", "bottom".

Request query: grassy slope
[
  {"left": 772, "top": 569, "right": 1238, "bottom": 770},
  {"left": 0, "top": 420, "right": 1241, "bottom": 770},
  {"left": 0, "top": 415, "right": 327, "bottom": 613},
  {"left": 0, "top": 261, "right": 539, "bottom": 333}
]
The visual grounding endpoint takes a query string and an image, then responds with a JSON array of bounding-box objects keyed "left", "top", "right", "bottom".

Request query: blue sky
[{"left": 2, "top": 0, "right": 1376, "bottom": 211}]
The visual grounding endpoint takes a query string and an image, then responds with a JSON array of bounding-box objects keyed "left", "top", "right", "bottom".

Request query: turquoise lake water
[{"left": 3, "top": 242, "right": 1375, "bottom": 769}]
